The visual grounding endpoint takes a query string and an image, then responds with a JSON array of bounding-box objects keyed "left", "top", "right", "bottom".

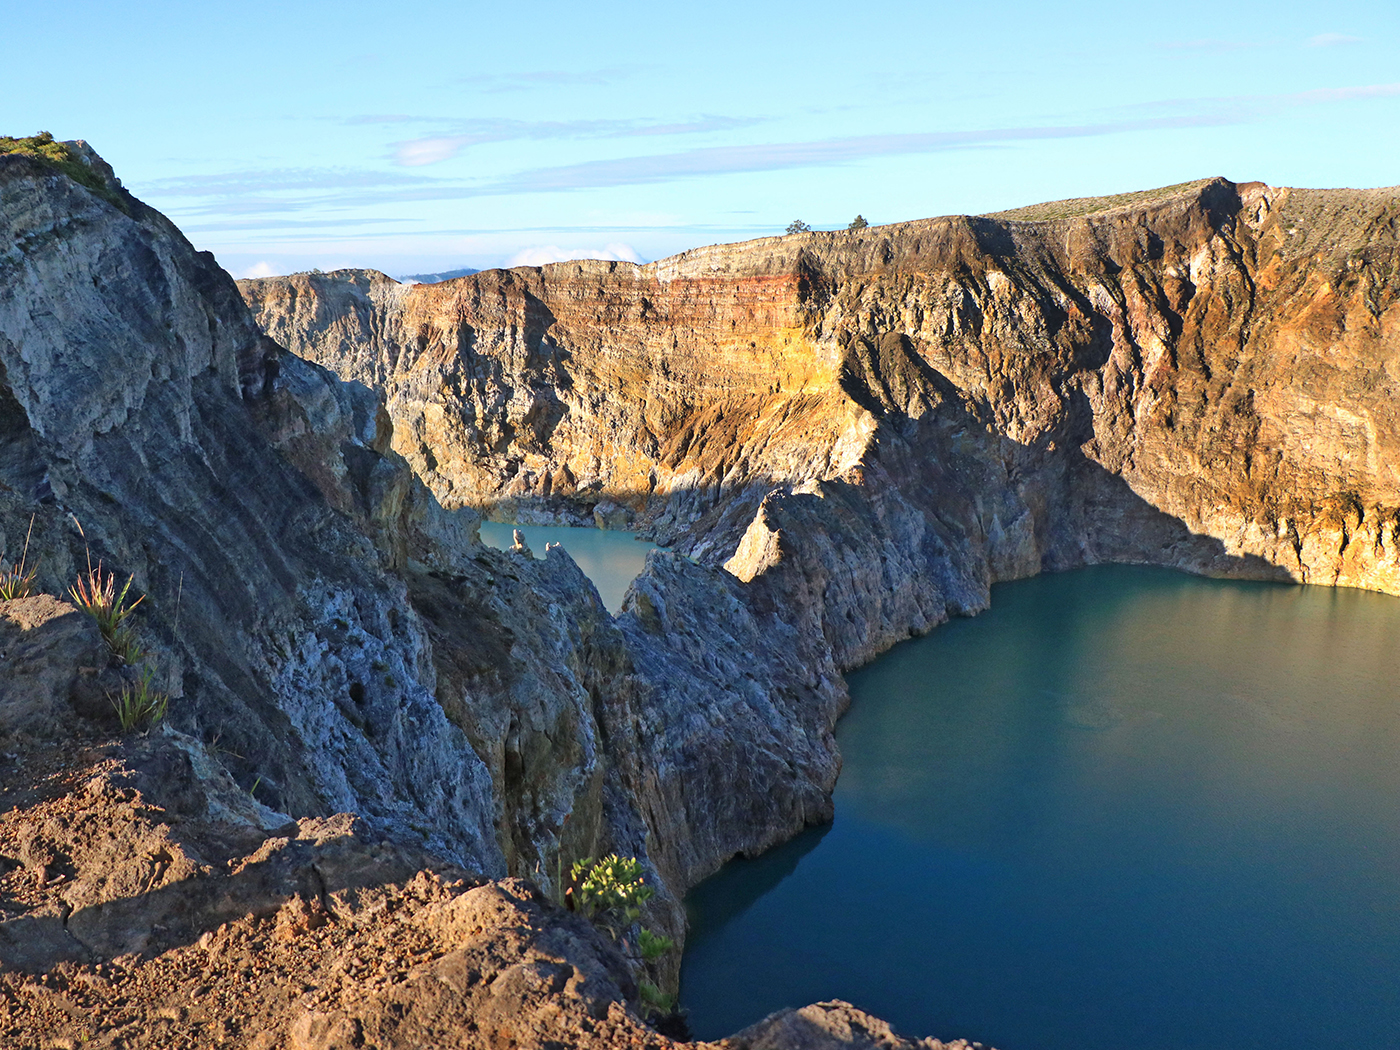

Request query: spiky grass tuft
[
  {"left": 0, "top": 514, "right": 38, "bottom": 601},
  {"left": 70, "top": 563, "right": 146, "bottom": 662},
  {"left": 110, "top": 666, "right": 168, "bottom": 732}
]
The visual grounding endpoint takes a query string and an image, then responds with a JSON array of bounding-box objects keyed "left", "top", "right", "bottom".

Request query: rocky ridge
[{"left": 1, "top": 694, "right": 971, "bottom": 1050}]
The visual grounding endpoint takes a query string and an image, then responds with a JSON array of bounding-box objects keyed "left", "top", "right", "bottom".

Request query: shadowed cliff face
[{"left": 242, "top": 177, "right": 1400, "bottom": 669}]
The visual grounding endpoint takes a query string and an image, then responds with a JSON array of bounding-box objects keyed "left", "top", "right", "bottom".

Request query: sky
[{"left": 7, "top": 0, "right": 1399, "bottom": 278}]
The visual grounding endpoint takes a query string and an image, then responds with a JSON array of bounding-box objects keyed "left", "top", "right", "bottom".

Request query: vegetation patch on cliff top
[
  {"left": 0, "top": 131, "right": 125, "bottom": 208},
  {"left": 985, "top": 178, "right": 1215, "bottom": 222}
]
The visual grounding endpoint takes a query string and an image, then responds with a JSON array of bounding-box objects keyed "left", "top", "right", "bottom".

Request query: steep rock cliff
[{"left": 1, "top": 142, "right": 853, "bottom": 979}]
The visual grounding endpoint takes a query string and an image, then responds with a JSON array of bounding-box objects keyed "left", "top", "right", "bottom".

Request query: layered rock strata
[{"left": 244, "top": 178, "right": 1400, "bottom": 674}]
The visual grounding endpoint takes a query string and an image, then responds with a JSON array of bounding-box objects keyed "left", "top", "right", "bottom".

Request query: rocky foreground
[
  {"left": 0, "top": 661, "right": 971, "bottom": 1050},
  {"left": 2, "top": 137, "right": 1395, "bottom": 1048}
]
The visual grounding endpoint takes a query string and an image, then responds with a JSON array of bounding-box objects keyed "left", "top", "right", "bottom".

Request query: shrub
[
  {"left": 848, "top": 214, "right": 868, "bottom": 230},
  {"left": 566, "top": 854, "right": 678, "bottom": 1019},
  {"left": 570, "top": 854, "right": 654, "bottom": 929},
  {"left": 111, "top": 666, "right": 168, "bottom": 731},
  {"left": 785, "top": 220, "right": 811, "bottom": 234}
]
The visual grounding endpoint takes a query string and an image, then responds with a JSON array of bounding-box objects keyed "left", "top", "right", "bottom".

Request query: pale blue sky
[{"left": 9, "top": 0, "right": 1398, "bottom": 276}]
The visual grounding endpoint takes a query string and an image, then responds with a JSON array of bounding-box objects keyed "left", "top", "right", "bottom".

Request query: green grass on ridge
[{"left": 984, "top": 179, "right": 1216, "bottom": 222}]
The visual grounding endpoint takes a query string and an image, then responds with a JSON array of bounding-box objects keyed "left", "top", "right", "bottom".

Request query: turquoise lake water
[
  {"left": 477, "top": 521, "right": 657, "bottom": 613},
  {"left": 679, "top": 566, "right": 1400, "bottom": 1050}
]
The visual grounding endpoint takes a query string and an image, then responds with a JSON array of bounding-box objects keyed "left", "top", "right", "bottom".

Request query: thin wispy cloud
[
  {"left": 1307, "top": 33, "right": 1363, "bottom": 47},
  {"left": 141, "top": 167, "right": 441, "bottom": 196},
  {"left": 467, "top": 118, "right": 1222, "bottom": 196},
  {"left": 506, "top": 243, "right": 642, "bottom": 266},
  {"left": 384, "top": 115, "right": 765, "bottom": 166},
  {"left": 1291, "top": 82, "right": 1399, "bottom": 102},
  {"left": 455, "top": 68, "right": 637, "bottom": 93},
  {"left": 1100, "top": 82, "right": 1400, "bottom": 123},
  {"left": 381, "top": 81, "right": 1400, "bottom": 198},
  {"left": 187, "top": 222, "right": 783, "bottom": 247},
  {"left": 143, "top": 81, "right": 1400, "bottom": 222},
  {"left": 1160, "top": 38, "right": 1268, "bottom": 52},
  {"left": 1162, "top": 33, "right": 1363, "bottom": 52},
  {"left": 179, "top": 216, "right": 413, "bottom": 233}
]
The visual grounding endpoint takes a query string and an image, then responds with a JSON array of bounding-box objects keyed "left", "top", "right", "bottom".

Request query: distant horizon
[
  {"left": 13, "top": 0, "right": 1395, "bottom": 280},
  {"left": 227, "top": 173, "right": 1383, "bottom": 283}
]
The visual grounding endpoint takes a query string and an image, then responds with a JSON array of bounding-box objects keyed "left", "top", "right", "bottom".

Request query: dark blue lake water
[
  {"left": 477, "top": 521, "right": 657, "bottom": 613},
  {"left": 680, "top": 566, "right": 1400, "bottom": 1050}
]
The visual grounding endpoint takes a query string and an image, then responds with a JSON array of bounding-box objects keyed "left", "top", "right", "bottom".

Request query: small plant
[
  {"left": 639, "top": 980, "right": 676, "bottom": 1014},
  {"left": 638, "top": 926, "right": 674, "bottom": 961},
  {"left": 785, "top": 219, "right": 811, "bottom": 234},
  {"left": 70, "top": 563, "right": 146, "bottom": 662},
  {"left": 566, "top": 854, "right": 679, "bottom": 1021},
  {"left": 110, "top": 666, "right": 168, "bottom": 731},
  {"left": 0, "top": 562, "right": 36, "bottom": 601},
  {"left": 0, "top": 514, "right": 38, "bottom": 601},
  {"left": 848, "top": 214, "right": 868, "bottom": 230},
  {"left": 67, "top": 520, "right": 147, "bottom": 664},
  {"left": 570, "top": 854, "right": 654, "bottom": 929}
]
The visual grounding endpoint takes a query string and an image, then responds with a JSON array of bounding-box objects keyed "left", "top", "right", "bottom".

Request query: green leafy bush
[
  {"left": 566, "top": 854, "right": 678, "bottom": 1020},
  {"left": 570, "top": 854, "right": 654, "bottom": 927},
  {"left": 785, "top": 219, "right": 811, "bottom": 234}
]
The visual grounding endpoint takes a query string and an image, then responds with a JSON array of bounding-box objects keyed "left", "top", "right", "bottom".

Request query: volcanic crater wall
[
  {"left": 7, "top": 146, "right": 1396, "bottom": 1046},
  {"left": 244, "top": 177, "right": 1400, "bottom": 674}
]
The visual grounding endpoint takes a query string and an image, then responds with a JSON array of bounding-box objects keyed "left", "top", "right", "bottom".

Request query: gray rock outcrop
[{"left": 0, "top": 142, "right": 852, "bottom": 993}]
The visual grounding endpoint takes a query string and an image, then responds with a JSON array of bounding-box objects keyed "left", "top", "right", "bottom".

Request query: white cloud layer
[
  {"left": 238, "top": 261, "right": 280, "bottom": 279},
  {"left": 505, "top": 243, "right": 643, "bottom": 267}
]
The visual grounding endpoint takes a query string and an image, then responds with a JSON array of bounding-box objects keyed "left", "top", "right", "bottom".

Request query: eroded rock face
[
  {"left": 243, "top": 178, "right": 1400, "bottom": 674},
  {"left": 0, "top": 149, "right": 508, "bottom": 876}
]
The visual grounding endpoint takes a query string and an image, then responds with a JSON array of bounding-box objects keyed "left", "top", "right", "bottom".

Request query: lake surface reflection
[
  {"left": 680, "top": 566, "right": 1400, "bottom": 1050},
  {"left": 477, "top": 521, "right": 657, "bottom": 614}
]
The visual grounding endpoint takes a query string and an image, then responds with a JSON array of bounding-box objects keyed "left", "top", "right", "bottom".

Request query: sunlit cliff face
[{"left": 244, "top": 179, "right": 1400, "bottom": 617}]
